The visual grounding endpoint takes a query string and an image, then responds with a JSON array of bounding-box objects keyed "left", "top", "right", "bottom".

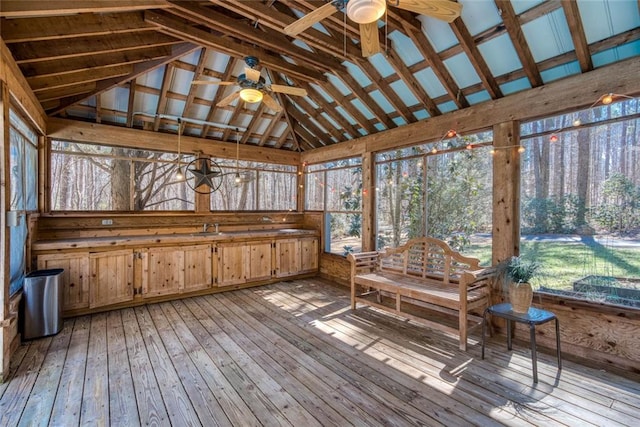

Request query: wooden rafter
[
  {"left": 144, "top": 10, "right": 325, "bottom": 83},
  {"left": 0, "top": 0, "right": 170, "bottom": 17},
  {"left": 48, "top": 43, "right": 198, "bottom": 115},
  {"left": 153, "top": 63, "right": 174, "bottom": 131},
  {"left": 240, "top": 103, "right": 266, "bottom": 145},
  {"left": 317, "top": 81, "right": 376, "bottom": 134},
  {"left": 126, "top": 81, "right": 136, "bottom": 128},
  {"left": 182, "top": 48, "right": 208, "bottom": 118},
  {"left": 562, "top": 0, "right": 593, "bottom": 73},
  {"left": 200, "top": 57, "right": 237, "bottom": 139},
  {"left": 296, "top": 81, "right": 361, "bottom": 139},
  {"left": 496, "top": 0, "right": 543, "bottom": 88},
  {"left": 288, "top": 107, "right": 329, "bottom": 148},
  {"left": 449, "top": 18, "right": 503, "bottom": 99},
  {"left": 292, "top": 96, "right": 343, "bottom": 142},
  {"left": 269, "top": 72, "right": 302, "bottom": 151},
  {"left": 27, "top": 65, "right": 134, "bottom": 93},
  {"left": 258, "top": 110, "right": 284, "bottom": 147},
  {"left": 337, "top": 72, "right": 396, "bottom": 130}
]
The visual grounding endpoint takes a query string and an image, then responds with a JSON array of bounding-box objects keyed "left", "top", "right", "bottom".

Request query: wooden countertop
[{"left": 33, "top": 229, "right": 319, "bottom": 251}]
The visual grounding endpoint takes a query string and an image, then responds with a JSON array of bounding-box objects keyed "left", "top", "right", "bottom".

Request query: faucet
[
  {"left": 214, "top": 223, "right": 219, "bottom": 233},
  {"left": 203, "top": 223, "right": 210, "bottom": 233}
]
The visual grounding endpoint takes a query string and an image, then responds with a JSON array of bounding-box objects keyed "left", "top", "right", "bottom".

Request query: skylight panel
[
  {"left": 389, "top": 31, "right": 422, "bottom": 66},
  {"left": 540, "top": 61, "right": 581, "bottom": 83},
  {"left": 413, "top": 68, "right": 447, "bottom": 98},
  {"left": 418, "top": 15, "right": 457, "bottom": 52},
  {"left": 477, "top": 33, "right": 522, "bottom": 76},
  {"left": 443, "top": 53, "right": 481, "bottom": 88},
  {"left": 499, "top": 78, "right": 531, "bottom": 96},
  {"left": 344, "top": 61, "right": 372, "bottom": 86},
  {"left": 522, "top": 9, "right": 573, "bottom": 62},
  {"left": 466, "top": 90, "right": 492, "bottom": 104},
  {"left": 578, "top": 0, "right": 640, "bottom": 44},
  {"left": 458, "top": 0, "right": 501, "bottom": 35},
  {"left": 368, "top": 54, "right": 395, "bottom": 78},
  {"left": 389, "top": 80, "right": 419, "bottom": 107}
]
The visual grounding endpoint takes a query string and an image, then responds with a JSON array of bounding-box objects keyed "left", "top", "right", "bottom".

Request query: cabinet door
[
  {"left": 274, "top": 239, "right": 300, "bottom": 278},
  {"left": 89, "top": 250, "right": 134, "bottom": 308},
  {"left": 143, "top": 247, "right": 183, "bottom": 297},
  {"left": 38, "top": 252, "right": 90, "bottom": 311},
  {"left": 183, "top": 244, "right": 213, "bottom": 293},
  {"left": 216, "top": 243, "right": 246, "bottom": 287},
  {"left": 300, "top": 237, "right": 319, "bottom": 273},
  {"left": 246, "top": 241, "right": 272, "bottom": 282}
]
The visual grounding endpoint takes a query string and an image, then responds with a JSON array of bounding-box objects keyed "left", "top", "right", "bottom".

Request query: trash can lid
[{"left": 26, "top": 269, "right": 64, "bottom": 277}]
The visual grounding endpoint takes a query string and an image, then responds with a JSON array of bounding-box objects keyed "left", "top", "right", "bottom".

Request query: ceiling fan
[
  {"left": 283, "top": 0, "right": 462, "bottom": 57},
  {"left": 191, "top": 56, "right": 307, "bottom": 112}
]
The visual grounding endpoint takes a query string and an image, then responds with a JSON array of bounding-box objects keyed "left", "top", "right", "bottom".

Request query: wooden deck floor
[{"left": 1, "top": 278, "right": 639, "bottom": 426}]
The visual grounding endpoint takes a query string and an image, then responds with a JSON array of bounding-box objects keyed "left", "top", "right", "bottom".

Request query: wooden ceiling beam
[
  {"left": 126, "top": 81, "right": 136, "bottom": 128},
  {"left": 402, "top": 24, "right": 469, "bottom": 109},
  {"left": 316, "top": 82, "right": 376, "bottom": 134},
  {"left": 385, "top": 49, "right": 440, "bottom": 118},
  {"left": 240, "top": 103, "right": 267, "bottom": 145},
  {"left": 449, "top": 18, "right": 503, "bottom": 99},
  {"left": 209, "top": 0, "right": 359, "bottom": 59},
  {"left": 269, "top": 71, "right": 303, "bottom": 151},
  {"left": 166, "top": 1, "right": 343, "bottom": 75},
  {"left": 297, "top": 82, "right": 360, "bottom": 139},
  {"left": 561, "top": 0, "right": 593, "bottom": 73},
  {"left": 36, "top": 82, "right": 97, "bottom": 103},
  {"left": 144, "top": 10, "right": 325, "bottom": 83},
  {"left": 291, "top": 121, "right": 321, "bottom": 150},
  {"left": 28, "top": 64, "right": 134, "bottom": 93},
  {"left": 258, "top": 110, "right": 284, "bottom": 147},
  {"left": 10, "top": 32, "right": 180, "bottom": 64},
  {"left": 291, "top": 97, "right": 342, "bottom": 142},
  {"left": 201, "top": 57, "right": 237, "bottom": 138},
  {"left": 496, "top": 0, "right": 543, "bottom": 88},
  {"left": 47, "top": 42, "right": 198, "bottom": 115},
  {"left": 287, "top": 107, "right": 330, "bottom": 147},
  {"left": 337, "top": 73, "right": 396, "bottom": 130},
  {"left": 18, "top": 44, "right": 181, "bottom": 79},
  {"left": 0, "top": 0, "right": 170, "bottom": 17},
  {"left": 181, "top": 48, "right": 207, "bottom": 118},
  {"left": 153, "top": 64, "right": 174, "bottom": 131},
  {"left": 0, "top": 12, "right": 154, "bottom": 43},
  {"left": 354, "top": 58, "right": 415, "bottom": 124},
  {"left": 220, "top": 100, "right": 245, "bottom": 142}
]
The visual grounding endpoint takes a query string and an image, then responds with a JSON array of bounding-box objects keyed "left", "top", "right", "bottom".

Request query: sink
[{"left": 190, "top": 232, "right": 223, "bottom": 237}]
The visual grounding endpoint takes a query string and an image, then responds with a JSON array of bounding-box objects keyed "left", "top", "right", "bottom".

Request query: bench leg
[{"left": 481, "top": 309, "right": 489, "bottom": 359}]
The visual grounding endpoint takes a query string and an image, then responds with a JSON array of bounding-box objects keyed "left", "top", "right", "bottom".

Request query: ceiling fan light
[
  {"left": 346, "top": 0, "right": 386, "bottom": 24},
  {"left": 239, "top": 88, "right": 263, "bottom": 103}
]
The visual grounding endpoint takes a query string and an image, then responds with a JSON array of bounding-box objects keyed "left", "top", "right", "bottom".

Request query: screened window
[
  {"left": 376, "top": 132, "right": 493, "bottom": 263},
  {"left": 520, "top": 97, "right": 640, "bottom": 307},
  {"left": 9, "top": 108, "right": 38, "bottom": 295},
  {"left": 210, "top": 160, "right": 296, "bottom": 211},
  {"left": 305, "top": 158, "right": 362, "bottom": 255},
  {"left": 51, "top": 141, "right": 195, "bottom": 211}
]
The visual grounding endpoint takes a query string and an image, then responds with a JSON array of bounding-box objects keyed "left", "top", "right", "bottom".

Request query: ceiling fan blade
[
  {"left": 217, "top": 91, "right": 240, "bottom": 107},
  {"left": 191, "top": 80, "right": 235, "bottom": 86},
  {"left": 262, "top": 93, "right": 283, "bottom": 112},
  {"left": 269, "top": 84, "right": 307, "bottom": 97},
  {"left": 359, "top": 22, "right": 381, "bottom": 57},
  {"left": 244, "top": 67, "right": 261, "bottom": 82},
  {"left": 394, "top": 0, "right": 462, "bottom": 22},
  {"left": 283, "top": 2, "right": 338, "bottom": 36}
]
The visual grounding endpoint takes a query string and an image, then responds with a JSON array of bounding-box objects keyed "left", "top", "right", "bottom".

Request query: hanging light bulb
[
  {"left": 601, "top": 93, "right": 614, "bottom": 105},
  {"left": 518, "top": 146, "right": 526, "bottom": 153},
  {"left": 572, "top": 119, "right": 581, "bottom": 127},
  {"left": 549, "top": 134, "right": 559, "bottom": 143},
  {"left": 446, "top": 129, "right": 457, "bottom": 138},
  {"left": 235, "top": 173, "right": 241, "bottom": 184}
]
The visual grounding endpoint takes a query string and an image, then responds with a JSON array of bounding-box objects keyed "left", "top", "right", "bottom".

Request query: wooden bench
[{"left": 347, "top": 237, "right": 496, "bottom": 351}]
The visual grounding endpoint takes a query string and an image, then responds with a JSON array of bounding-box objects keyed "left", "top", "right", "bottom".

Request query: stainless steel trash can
[{"left": 22, "top": 269, "right": 64, "bottom": 340}]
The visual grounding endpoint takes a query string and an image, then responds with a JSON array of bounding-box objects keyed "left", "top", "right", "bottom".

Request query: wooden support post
[
  {"left": 361, "top": 151, "right": 375, "bottom": 252},
  {"left": 492, "top": 121, "right": 521, "bottom": 265}
]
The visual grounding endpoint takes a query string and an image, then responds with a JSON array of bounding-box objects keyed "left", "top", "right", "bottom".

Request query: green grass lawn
[{"left": 462, "top": 240, "right": 640, "bottom": 291}]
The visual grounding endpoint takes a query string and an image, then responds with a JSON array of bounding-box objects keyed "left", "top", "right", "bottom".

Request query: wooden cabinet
[
  {"left": 89, "top": 250, "right": 134, "bottom": 308},
  {"left": 274, "top": 237, "right": 319, "bottom": 278},
  {"left": 215, "top": 241, "right": 272, "bottom": 287},
  {"left": 37, "top": 252, "right": 90, "bottom": 311},
  {"left": 300, "top": 237, "right": 319, "bottom": 273},
  {"left": 142, "top": 244, "right": 212, "bottom": 297},
  {"left": 37, "top": 249, "right": 136, "bottom": 311}
]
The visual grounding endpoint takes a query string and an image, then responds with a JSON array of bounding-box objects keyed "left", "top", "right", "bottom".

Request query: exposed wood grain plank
[
  {"left": 28, "top": 64, "right": 133, "bottom": 93},
  {"left": 134, "top": 305, "right": 202, "bottom": 425},
  {"left": 496, "top": 0, "right": 543, "bottom": 88},
  {"left": 49, "top": 316, "right": 90, "bottom": 425},
  {"left": 0, "top": 1, "right": 170, "bottom": 17},
  {"left": 562, "top": 0, "right": 593, "bottom": 72},
  {"left": 146, "top": 303, "right": 232, "bottom": 426},
  {"left": 120, "top": 308, "right": 169, "bottom": 425},
  {"left": 0, "top": 12, "right": 154, "bottom": 43},
  {"left": 0, "top": 337, "right": 52, "bottom": 426},
  {"left": 106, "top": 310, "right": 139, "bottom": 425},
  {"left": 17, "top": 321, "right": 73, "bottom": 426},
  {"left": 219, "top": 291, "right": 453, "bottom": 426},
  {"left": 80, "top": 313, "right": 109, "bottom": 425}
]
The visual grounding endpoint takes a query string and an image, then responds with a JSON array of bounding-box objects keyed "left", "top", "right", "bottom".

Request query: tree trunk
[
  {"left": 575, "top": 110, "right": 591, "bottom": 228},
  {"left": 111, "top": 148, "right": 131, "bottom": 210}
]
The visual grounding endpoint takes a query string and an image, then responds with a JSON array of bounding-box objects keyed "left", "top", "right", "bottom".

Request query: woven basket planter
[{"left": 509, "top": 282, "right": 533, "bottom": 313}]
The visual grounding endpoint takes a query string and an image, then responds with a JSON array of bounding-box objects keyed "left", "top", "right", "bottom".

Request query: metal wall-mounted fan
[
  {"left": 284, "top": 0, "right": 462, "bottom": 57},
  {"left": 191, "top": 56, "right": 307, "bottom": 112}
]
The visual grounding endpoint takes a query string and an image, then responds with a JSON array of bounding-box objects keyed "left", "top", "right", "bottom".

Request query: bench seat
[{"left": 348, "top": 237, "right": 496, "bottom": 351}]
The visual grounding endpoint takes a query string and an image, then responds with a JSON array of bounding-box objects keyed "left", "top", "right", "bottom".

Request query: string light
[
  {"left": 431, "top": 129, "right": 458, "bottom": 154},
  {"left": 489, "top": 144, "right": 526, "bottom": 155},
  {"left": 549, "top": 92, "right": 634, "bottom": 142}
]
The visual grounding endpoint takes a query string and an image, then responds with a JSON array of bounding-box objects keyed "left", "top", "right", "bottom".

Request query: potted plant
[{"left": 505, "top": 256, "right": 541, "bottom": 313}]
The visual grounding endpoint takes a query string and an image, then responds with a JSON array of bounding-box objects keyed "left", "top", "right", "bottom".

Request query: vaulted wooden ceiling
[{"left": 1, "top": 0, "right": 639, "bottom": 152}]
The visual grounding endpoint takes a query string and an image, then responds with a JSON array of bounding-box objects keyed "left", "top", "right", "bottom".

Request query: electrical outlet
[{"left": 101, "top": 219, "right": 113, "bottom": 225}]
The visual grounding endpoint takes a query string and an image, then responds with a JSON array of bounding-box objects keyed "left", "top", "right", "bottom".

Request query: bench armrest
[
  {"left": 460, "top": 266, "right": 498, "bottom": 299},
  {"left": 347, "top": 251, "right": 380, "bottom": 272}
]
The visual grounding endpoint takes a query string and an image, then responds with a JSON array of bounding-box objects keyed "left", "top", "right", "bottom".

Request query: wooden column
[
  {"left": 492, "top": 121, "right": 521, "bottom": 264},
  {"left": 361, "top": 152, "right": 375, "bottom": 251},
  {"left": 0, "top": 82, "right": 10, "bottom": 381}
]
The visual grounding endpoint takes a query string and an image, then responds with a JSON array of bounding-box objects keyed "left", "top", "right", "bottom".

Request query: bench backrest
[{"left": 379, "top": 237, "right": 481, "bottom": 283}]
